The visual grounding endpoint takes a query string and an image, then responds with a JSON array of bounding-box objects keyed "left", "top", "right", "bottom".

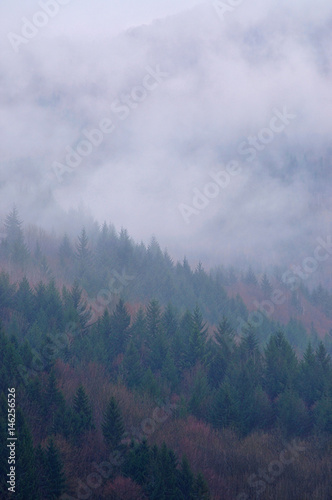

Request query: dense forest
[{"left": 1, "top": 207, "right": 332, "bottom": 499}]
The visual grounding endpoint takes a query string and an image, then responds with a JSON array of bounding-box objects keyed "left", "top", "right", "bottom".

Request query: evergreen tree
[
  {"left": 123, "top": 439, "right": 151, "bottom": 485},
  {"left": 72, "top": 385, "right": 94, "bottom": 437},
  {"left": 3, "top": 206, "right": 29, "bottom": 266},
  {"left": 146, "top": 299, "right": 162, "bottom": 340},
  {"left": 71, "top": 280, "right": 91, "bottom": 330},
  {"left": 193, "top": 472, "right": 210, "bottom": 499},
  {"left": 210, "top": 378, "right": 239, "bottom": 430},
  {"left": 260, "top": 273, "right": 272, "bottom": 297},
  {"left": 299, "top": 343, "right": 319, "bottom": 406},
  {"left": 102, "top": 396, "right": 125, "bottom": 450},
  {"left": 16, "top": 408, "right": 39, "bottom": 500},
  {"left": 109, "top": 298, "right": 131, "bottom": 356},
  {"left": 58, "top": 233, "right": 73, "bottom": 267},
  {"left": 162, "top": 303, "right": 178, "bottom": 337},
  {"left": 244, "top": 266, "right": 258, "bottom": 286},
  {"left": 186, "top": 306, "right": 207, "bottom": 367},
  {"left": 277, "top": 388, "right": 309, "bottom": 437},
  {"left": 43, "top": 438, "right": 66, "bottom": 499},
  {"left": 122, "top": 341, "right": 143, "bottom": 390},
  {"left": 189, "top": 369, "right": 210, "bottom": 420},
  {"left": 264, "top": 331, "right": 298, "bottom": 400},
  {"left": 178, "top": 455, "right": 194, "bottom": 500}
]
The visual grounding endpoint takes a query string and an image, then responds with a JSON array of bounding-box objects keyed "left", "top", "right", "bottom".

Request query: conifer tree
[
  {"left": 263, "top": 331, "right": 298, "bottom": 400},
  {"left": 72, "top": 385, "right": 94, "bottom": 436},
  {"left": 43, "top": 438, "right": 66, "bottom": 499},
  {"left": 3, "top": 206, "right": 29, "bottom": 266},
  {"left": 102, "top": 396, "right": 125, "bottom": 450},
  {"left": 178, "top": 455, "right": 194, "bottom": 499},
  {"left": 146, "top": 299, "right": 162, "bottom": 340},
  {"left": 193, "top": 472, "right": 210, "bottom": 499},
  {"left": 260, "top": 273, "right": 272, "bottom": 297},
  {"left": 109, "top": 298, "right": 131, "bottom": 356},
  {"left": 122, "top": 341, "right": 143, "bottom": 390},
  {"left": 16, "top": 408, "right": 39, "bottom": 499}
]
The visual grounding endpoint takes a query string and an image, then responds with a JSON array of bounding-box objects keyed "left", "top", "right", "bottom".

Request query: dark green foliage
[
  {"left": 210, "top": 378, "right": 239, "bottom": 430},
  {"left": 102, "top": 396, "right": 125, "bottom": 450},
  {"left": 108, "top": 298, "right": 131, "bottom": 357},
  {"left": 276, "top": 388, "right": 309, "bottom": 437},
  {"left": 3, "top": 206, "right": 29, "bottom": 267},
  {"left": 122, "top": 341, "right": 144, "bottom": 390},
  {"left": 263, "top": 331, "right": 298, "bottom": 400},
  {"left": 72, "top": 385, "right": 94, "bottom": 438},
  {"left": 146, "top": 299, "right": 163, "bottom": 340},
  {"left": 16, "top": 408, "right": 39, "bottom": 499},
  {"left": 123, "top": 440, "right": 209, "bottom": 499},
  {"left": 42, "top": 438, "right": 66, "bottom": 499}
]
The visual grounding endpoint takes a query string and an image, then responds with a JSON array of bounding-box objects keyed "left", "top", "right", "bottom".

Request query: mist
[{"left": 1, "top": 0, "right": 331, "bottom": 270}]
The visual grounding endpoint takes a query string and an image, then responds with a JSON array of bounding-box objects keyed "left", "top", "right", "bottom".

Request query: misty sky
[{"left": 1, "top": 0, "right": 331, "bottom": 268}]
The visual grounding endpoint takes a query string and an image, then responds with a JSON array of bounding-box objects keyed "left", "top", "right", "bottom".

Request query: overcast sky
[{"left": 1, "top": 0, "right": 331, "bottom": 269}]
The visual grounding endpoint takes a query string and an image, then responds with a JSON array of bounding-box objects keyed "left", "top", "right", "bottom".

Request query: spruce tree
[
  {"left": 4, "top": 206, "right": 29, "bottom": 266},
  {"left": 16, "top": 408, "right": 39, "bottom": 499},
  {"left": 72, "top": 385, "right": 94, "bottom": 437},
  {"left": 102, "top": 396, "right": 125, "bottom": 450},
  {"left": 43, "top": 438, "right": 66, "bottom": 499},
  {"left": 109, "top": 298, "right": 131, "bottom": 356}
]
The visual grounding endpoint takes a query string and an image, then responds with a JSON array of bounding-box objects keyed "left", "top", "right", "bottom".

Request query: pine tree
[
  {"left": 16, "top": 408, "right": 39, "bottom": 499},
  {"left": 109, "top": 298, "right": 131, "bottom": 356},
  {"left": 244, "top": 266, "right": 258, "bottom": 286},
  {"left": 260, "top": 273, "right": 272, "bottom": 297},
  {"left": 122, "top": 341, "right": 143, "bottom": 390},
  {"left": 277, "top": 388, "right": 309, "bottom": 437},
  {"left": 299, "top": 343, "right": 319, "bottom": 406},
  {"left": 263, "top": 331, "right": 298, "bottom": 400},
  {"left": 162, "top": 303, "right": 178, "bottom": 337},
  {"left": 210, "top": 378, "right": 239, "bottom": 430},
  {"left": 74, "top": 228, "right": 92, "bottom": 283},
  {"left": 43, "top": 438, "right": 66, "bottom": 499},
  {"left": 178, "top": 455, "right": 194, "bottom": 500},
  {"left": 123, "top": 439, "right": 151, "bottom": 486},
  {"left": 189, "top": 369, "right": 209, "bottom": 420},
  {"left": 193, "top": 472, "right": 210, "bottom": 499},
  {"left": 71, "top": 280, "right": 91, "bottom": 330},
  {"left": 102, "top": 396, "right": 125, "bottom": 450},
  {"left": 186, "top": 306, "right": 207, "bottom": 367},
  {"left": 58, "top": 233, "right": 73, "bottom": 267},
  {"left": 146, "top": 299, "right": 162, "bottom": 340},
  {"left": 72, "top": 385, "right": 94, "bottom": 436},
  {"left": 3, "top": 206, "right": 29, "bottom": 266}
]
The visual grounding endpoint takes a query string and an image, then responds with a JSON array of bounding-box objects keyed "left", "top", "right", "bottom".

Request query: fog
[{"left": 1, "top": 0, "right": 331, "bottom": 269}]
